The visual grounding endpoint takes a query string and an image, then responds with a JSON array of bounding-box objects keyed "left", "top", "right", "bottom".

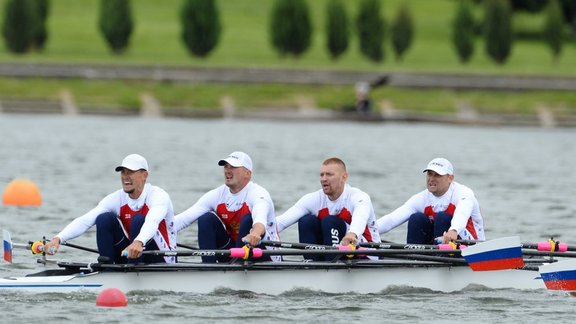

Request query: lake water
[{"left": 1, "top": 114, "right": 575, "bottom": 323}]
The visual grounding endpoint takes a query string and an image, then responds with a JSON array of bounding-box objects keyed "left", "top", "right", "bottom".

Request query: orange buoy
[
  {"left": 96, "top": 288, "right": 128, "bottom": 307},
  {"left": 2, "top": 179, "right": 42, "bottom": 207}
]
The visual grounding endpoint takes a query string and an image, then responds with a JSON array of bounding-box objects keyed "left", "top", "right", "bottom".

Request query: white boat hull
[{"left": 0, "top": 261, "right": 546, "bottom": 294}]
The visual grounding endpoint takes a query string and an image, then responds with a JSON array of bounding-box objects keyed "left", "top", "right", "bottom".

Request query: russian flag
[
  {"left": 461, "top": 236, "right": 524, "bottom": 271},
  {"left": 3, "top": 230, "right": 13, "bottom": 264},
  {"left": 539, "top": 259, "right": 576, "bottom": 291}
]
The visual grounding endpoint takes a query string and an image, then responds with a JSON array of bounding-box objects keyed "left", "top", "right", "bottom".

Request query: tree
[
  {"left": 452, "top": 0, "right": 475, "bottom": 63},
  {"left": 390, "top": 2, "right": 414, "bottom": 62},
  {"left": 180, "top": 0, "right": 222, "bottom": 58},
  {"left": 1, "top": 0, "right": 37, "bottom": 54},
  {"left": 325, "top": 0, "right": 349, "bottom": 60},
  {"left": 356, "top": 0, "right": 385, "bottom": 63},
  {"left": 484, "top": 0, "right": 513, "bottom": 65},
  {"left": 543, "top": 0, "right": 564, "bottom": 60},
  {"left": 98, "top": 0, "right": 134, "bottom": 55},
  {"left": 32, "top": 0, "right": 49, "bottom": 51},
  {"left": 269, "top": 0, "right": 312, "bottom": 57}
]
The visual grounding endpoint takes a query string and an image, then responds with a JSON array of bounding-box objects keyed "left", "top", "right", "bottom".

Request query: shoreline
[
  {"left": 1, "top": 62, "right": 576, "bottom": 128},
  {"left": 1, "top": 97, "right": 573, "bottom": 128}
]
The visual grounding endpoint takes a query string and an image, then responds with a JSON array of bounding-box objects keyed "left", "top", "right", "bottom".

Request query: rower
[
  {"left": 43, "top": 154, "right": 177, "bottom": 264},
  {"left": 174, "top": 151, "right": 280, "bottom": 263},
  {"left": 276, "top": 157, "right": 381, "bottom": 261},
  {"left": 376, "top": 157, "right": 485, "bottom": 244}
]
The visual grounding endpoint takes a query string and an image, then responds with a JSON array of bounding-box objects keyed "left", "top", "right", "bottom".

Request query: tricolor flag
[
  {"left": 539, "top": 259, "right": 576, "bottom": 291},
  {"left": 3, "top": 230, "right": 13, "bottom": 264},
  {"left": 461, "top": 236, "right": 524, "bottom": 271}
]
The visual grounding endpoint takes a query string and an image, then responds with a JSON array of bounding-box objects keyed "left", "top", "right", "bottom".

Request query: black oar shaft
[
  {"left": 260, "top": 240, "right": 337, "bottom": 250},
  {"left": 359, "top": 242, "right": 448, "bottom": 250},
  {"left": 62, "top": 242, "right": 99, "bottom": 254},
  {"left": 142, "top": 248, "right": 463, "bottom": 257}
]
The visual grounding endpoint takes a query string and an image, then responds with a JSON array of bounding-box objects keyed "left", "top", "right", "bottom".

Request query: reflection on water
[{"left": 1, "top": 114, "right": 575, "bottom": 322}]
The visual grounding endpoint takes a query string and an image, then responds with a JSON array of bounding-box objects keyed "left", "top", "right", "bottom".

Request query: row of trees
[
  {"left": 1, "top": 0, "right": 574, "bottom": 64},
  {"left": 454, "top": 0, "right": 569, "bottom": 64}
]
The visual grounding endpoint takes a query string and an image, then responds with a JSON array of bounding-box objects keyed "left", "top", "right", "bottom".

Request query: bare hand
[
  {"left": 242, "top": 232, "right": 262, "bottom": 247},
  {"left": 340, "top": 232, "right": 358, "bottom": 246},
  {"left": 243, "top": 223, "right": 265, "bottom": 247},
  {"left": 43, "top": 237, "right": 61, "bottom": 255},
  {"left": 124, "top": 240, "right": 144, "bottom": 259},
  {"left": 442, "top": 229, "right": 458, "bottom": 243}
]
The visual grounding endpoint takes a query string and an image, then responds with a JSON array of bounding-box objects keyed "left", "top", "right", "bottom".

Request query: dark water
[{"left": 1, "top": 114, "right": 575, "bottom": 323}]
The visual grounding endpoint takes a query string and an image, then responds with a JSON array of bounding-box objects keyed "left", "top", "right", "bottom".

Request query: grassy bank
[
  {"left": 1, "top": 0, "right": 575, "bottom": 74},
  {"left": 0, "top": 0, "right": 575, "bottom": 116},
  {"left": 2, "top": 76, "right": 575, "bottom": 116}
]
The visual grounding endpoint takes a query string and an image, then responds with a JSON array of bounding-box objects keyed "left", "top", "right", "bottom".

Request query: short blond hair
[{"left": 322, "top": 157, "right": 347, "bottom": 171}]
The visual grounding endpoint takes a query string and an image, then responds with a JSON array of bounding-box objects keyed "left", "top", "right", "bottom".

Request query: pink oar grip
[
  {"left": 338, "top": 245, "right": 353, "bottom": 251},
  {"left": 438, "top": 244, "right": 453, "bottom": 250},
  {"left": 252, "top": 248, "right": 263, "bottom": 258},
  {"left": 229, "top": 248, "right": 247, "bottom": 258},
  {"left": 537, "top": 242, "right": 568, "bottom": 252},
  {"left": 229, "top": 247, "right": 264, "bottom": 259}
]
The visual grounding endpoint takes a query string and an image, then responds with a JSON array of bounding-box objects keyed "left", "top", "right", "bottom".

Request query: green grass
[
  {"left": 1, "top": 0, "right": 575, "bottom": 74},
  {"left": 0, "top": 0, "right": 575, "bottom": 115}
]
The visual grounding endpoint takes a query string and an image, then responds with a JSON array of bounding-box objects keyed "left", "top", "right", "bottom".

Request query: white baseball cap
[
  {"left": 423, "top": 157, "right": 453, "bottom": 176},
  {"left": 218, "top": 151, "right": 253, "bottom": 172},
  {"left": 115, "top": 154, "right": 149, "bottom": 172}
]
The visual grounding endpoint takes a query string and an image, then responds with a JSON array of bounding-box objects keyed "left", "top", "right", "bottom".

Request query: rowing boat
[
  {"left": 2, "top": 232, "right": 575, "bottom": 295},
  {"left": 0, "top": 259, "right": 547, "bottom": 294}
]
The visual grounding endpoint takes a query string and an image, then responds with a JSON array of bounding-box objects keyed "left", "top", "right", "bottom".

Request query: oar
[
  {"left": 3, "top": 229, "right": 15, "bottom": 263},
  {"left": 2, "top": 229, "right": 99, "bottom": 264},
  {"left": 538, "top": 259, "right": 576, "bottom": 291},
  {"left": 460, "top": 236, "right": 524, "bottom": 271},
  {"left": 359, "top": 241, "right": 464, "bottom": 251},
  {"left": 260, "top": 240, "right": 470, "bottom": 265},
  {"left": 261, "top": 240, "right": 463, "bottom": 251},
  {"left": 458, "top": 238, "right": 576, "bottom": 252},
  {"left": 260, "top": 240, "right": 340, "bottom": 250},
  {"left": 140, "top": 246, "right": 470, "bottom": 263}
]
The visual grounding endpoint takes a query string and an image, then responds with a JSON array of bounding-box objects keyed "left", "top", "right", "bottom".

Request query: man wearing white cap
[
  {"left": 44, "top": 154, "right": 177, "bottom": 264},
  {"left": 175, "top": 151, "right": 280, "bottom": 263},
  {"left": 377, "top": 157, "right": 485, "bottom": 244}
]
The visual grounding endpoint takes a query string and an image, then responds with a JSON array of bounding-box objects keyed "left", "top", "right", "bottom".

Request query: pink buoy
[{"left": 96, "top": 288, "right": 128, "bottom": 307}]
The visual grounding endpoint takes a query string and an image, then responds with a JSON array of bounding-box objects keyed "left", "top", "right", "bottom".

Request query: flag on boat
[
  {"left": 461, "top": 236, "right": 524, "bottom": 271},
  {"left": 3, "top": 230, "right": 13, "bottom": 264},
  {"left": 538, "top": 259, "right": 576, "bottom": 291}
]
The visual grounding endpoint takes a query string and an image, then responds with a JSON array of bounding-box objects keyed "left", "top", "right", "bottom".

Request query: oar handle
[{"left": 459, "top": 239, "right": 574, "bottom": 252}]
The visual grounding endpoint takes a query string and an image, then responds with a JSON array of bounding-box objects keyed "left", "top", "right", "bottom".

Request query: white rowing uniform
[
  {"left": 277, "top": 184, "right": 381, "bottom": 244},
  {"left": 56, "top": 183, "right": 176, "bottom": 263},
  {"left": 174, "top": 181, "right": 281, "bottom": 261},
  {"left": 377, "top": 181, "right": 485, "bottom": 241}
]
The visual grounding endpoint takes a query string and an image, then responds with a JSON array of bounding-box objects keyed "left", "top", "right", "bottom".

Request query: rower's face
[
  {"left": 320, "top": 163, "right": 347, "bottom": 200},
  {"left": 426, "top": 171, "right": 453, "bottom": 197},
  {"left": 120, "top": 169, "right": 148, "bottom": 198},
  {"left": 223, "top": 163, "right": 251, "bottom": 193}
]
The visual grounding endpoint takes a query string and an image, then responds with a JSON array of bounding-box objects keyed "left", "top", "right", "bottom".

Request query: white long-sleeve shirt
[
  {"left": 175, "top": 181, "right": 280, "bottom": 245},
  {"left": 56, "top": 183, "right": 176, "bottom": 262},
  {"left": 377, "top": 181, "right": 485, "bottom": 241},
  {"left": 277, "top": 184, "right": 381, "bottom": 243}
]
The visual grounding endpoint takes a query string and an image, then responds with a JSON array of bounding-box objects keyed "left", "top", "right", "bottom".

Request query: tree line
[{"left": 2, "top": 0, "right": 574, "bottom": 65}]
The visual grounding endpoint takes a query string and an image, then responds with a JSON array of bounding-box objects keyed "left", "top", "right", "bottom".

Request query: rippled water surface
[{"left": 1, "top": 114, "right": 575, "bottom": 323}]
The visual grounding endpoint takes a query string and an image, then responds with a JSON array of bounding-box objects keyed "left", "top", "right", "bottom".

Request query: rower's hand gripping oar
[{"left": 3, "top": 229, "right": 99, "bottom": 264}]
